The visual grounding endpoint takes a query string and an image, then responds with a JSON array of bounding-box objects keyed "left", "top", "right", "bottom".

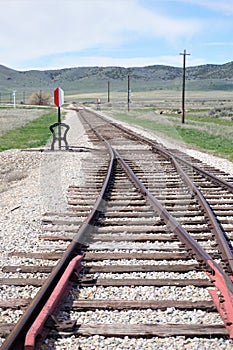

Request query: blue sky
[{"left": 0, "top": 0, "right": 233, "bottom": 71}]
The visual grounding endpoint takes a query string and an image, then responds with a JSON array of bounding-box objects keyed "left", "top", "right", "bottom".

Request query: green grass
[
  {"left": 176, "top": 127, "right": 233, "bottom": 159},
  {"left": 185, "top": 114, "right": 233, "bottom": 126},
  {"left": 0, "top": 109, "right": 58, "bottom": 151},
  {"left": 112, "top": 112, "right": 179, "bottom": 137},
  {"left": 109, "top": 111, "right": 233, "bottom": 161}
]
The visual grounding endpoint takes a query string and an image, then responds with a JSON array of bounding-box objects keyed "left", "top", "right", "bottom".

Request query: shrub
[
  {"left": 208, "top": 106, "right": 233, "bottom": 119},
  {"left": 28, "top": 90, "right": 51, "bottom": 106}
]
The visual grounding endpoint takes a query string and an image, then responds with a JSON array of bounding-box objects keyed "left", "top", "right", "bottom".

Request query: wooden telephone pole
[
  {"left": 180, "top": 50, "right": 190, "bottom": 123},
  {"left": 127, "top": 75, "right": 131, "bottom": 112},
  {"left": 107, "top": 81, "right": 110, "bottom": 103}
]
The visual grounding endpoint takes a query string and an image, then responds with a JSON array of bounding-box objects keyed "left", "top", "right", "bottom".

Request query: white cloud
[
  {"left": 174, "top": 0, "right": 233, "bottom": 15},
  {"left": 0, "top": 0, "right": 203, "bottom": 68},
  {"left": 205, "top": 42, "right": 233, "bottom": 46},
  {"left": 202, "top": 0, "right": 233, "bottom": 14}
]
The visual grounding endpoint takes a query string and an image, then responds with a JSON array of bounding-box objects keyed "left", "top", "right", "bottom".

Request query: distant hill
[{"left": 0, "top": 61, "right": 233, "bottom": 101}]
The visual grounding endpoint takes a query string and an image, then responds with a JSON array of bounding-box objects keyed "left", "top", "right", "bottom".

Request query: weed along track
[{"left": 1, "top": 106, "right": 233, "bottom": 349}]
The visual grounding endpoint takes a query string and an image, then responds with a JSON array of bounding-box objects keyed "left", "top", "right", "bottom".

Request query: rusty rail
[
  {"left": 90, "top": 110, "right": 233, "bottom": 193},
  {"left": 148, "top": 144, "right": 233, "bottom": 275},
  {"left": 80, "top": 108, "right": 233, "bottom": 336},
  {"left": 4, "top": 108, "right": 233, "bottom": 348},
  {"left": 87, "top": 109, "right": 233, "bottom": 274},
  {"left": 115, "top": 148, "right": 233, "bottom": 338},
  {"left": 86, "top": 109, "right": 233, "bottom": 273},
  {"left": 1, "top": 133, "right": 115, "bottom": 350},
  {"left": 170, "top": 155, "right": 233, "bottom": 275}
]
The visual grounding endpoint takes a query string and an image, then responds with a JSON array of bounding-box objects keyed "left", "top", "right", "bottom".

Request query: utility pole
[
  {"left": 127, "top": 75, "right": 131, "bottom": 112},
  {"left": 13, "top": 91, "right": 16, "bottom": 108},
  {"left": 180, "top": 49, "right": 190, "bottom": 123},
  {"left": 108, "top": 81, "right": 110, "bottom": 103}
]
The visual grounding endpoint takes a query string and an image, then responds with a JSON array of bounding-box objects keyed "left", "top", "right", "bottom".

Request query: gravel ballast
[{"left": 1, "top": 107, "right": 233, "bottom": 349}]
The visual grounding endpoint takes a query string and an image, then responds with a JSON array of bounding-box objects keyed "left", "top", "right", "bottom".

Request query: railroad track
[{"left": 1, "top": 106, "right": 233, "bottom": 349}]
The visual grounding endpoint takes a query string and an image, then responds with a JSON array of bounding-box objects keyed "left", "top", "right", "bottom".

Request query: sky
[{"left": 0, "top": 0, "right": 233, "bottom": 71}]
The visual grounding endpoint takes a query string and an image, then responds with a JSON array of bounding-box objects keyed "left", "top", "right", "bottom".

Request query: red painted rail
[{"left": 24, "top": 255, "right": 83, "bottom": 350}]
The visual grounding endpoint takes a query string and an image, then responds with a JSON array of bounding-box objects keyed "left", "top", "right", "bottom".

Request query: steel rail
[
  {"left": 167, "top": 148, "right": 233, "bottom": 193},
  {"left": 79, "top": 108, "right": 233, "bottom": 336},
  {"left": 116, "top": 120, "right": 233, "bottom": 193},
  {"left": 81, "top": 109, "right": 233, "bottom": 275},
  {"left": 24, "top": 255, "right": 83, "bottom": 350},
  {"left": 1, "top": 139, "right": 115, "bottom": 350},
  {"left": 114, "top": 148, "right": 233, "bottom": 338},
  {"left": 89, "top": 109, "right": 233, "bottom": 193},
  {"left": 85, "top": 109, "right": 233, "bottom": 337},
  {"left": 145, "top": 142, "right": 233, "bottom": 276},
  {"left": 115, "top": 116, "right": 233, "bottom": 193},
  {"left": 171, "top": 155, "right": 233, "bottom": 275}
]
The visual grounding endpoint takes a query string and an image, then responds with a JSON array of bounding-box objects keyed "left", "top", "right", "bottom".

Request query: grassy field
[
  {"left": 0, "top": 90, "right": 233, "bottom": 162},
  {"left": 0, "top": 106, "right": 58, "bottom": 151}
]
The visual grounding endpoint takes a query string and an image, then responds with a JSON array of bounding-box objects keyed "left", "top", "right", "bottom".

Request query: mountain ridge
[{"left": 0, "top": 61, "right": 233, "bottom": 95}]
